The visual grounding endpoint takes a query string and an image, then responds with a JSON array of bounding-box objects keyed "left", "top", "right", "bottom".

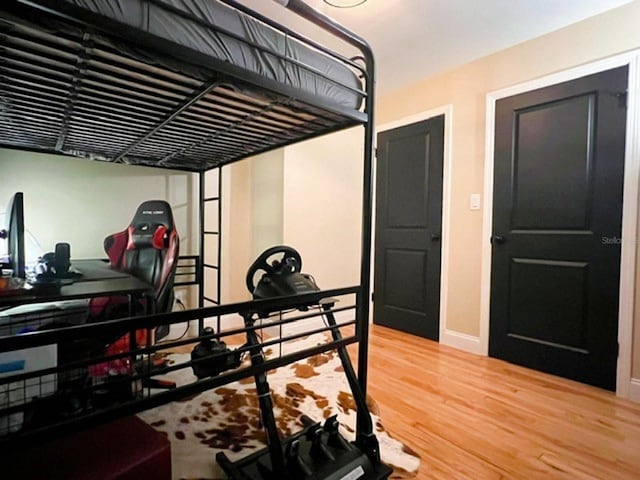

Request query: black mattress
[
  {"left": 0, "top": 0, "right": 366, "bottom": 171},
  {"left": 64, "top": 0, "right": 363, "bottom": 110}
]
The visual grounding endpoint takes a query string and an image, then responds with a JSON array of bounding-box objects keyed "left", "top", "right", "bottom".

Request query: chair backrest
[{"left": 104, "top": 200, "right": 179, "bottom": 314}]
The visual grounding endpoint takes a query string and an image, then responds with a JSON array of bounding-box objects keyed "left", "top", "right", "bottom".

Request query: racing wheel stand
[{"left": 216, "top": 246, "right": 391, "bottom": 479}]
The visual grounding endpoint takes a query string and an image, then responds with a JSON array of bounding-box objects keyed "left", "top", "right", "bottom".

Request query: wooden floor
[{"left": 358, "top": 325, "right": 640, "bottom": 479}]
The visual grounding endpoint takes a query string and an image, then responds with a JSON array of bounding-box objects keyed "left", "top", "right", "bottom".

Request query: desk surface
[
  {"left": 67, "top": 259, "right": 133, "bottom": 281},
  {"left": 0, "top": 260, "right": 153, "bottom": 309}
]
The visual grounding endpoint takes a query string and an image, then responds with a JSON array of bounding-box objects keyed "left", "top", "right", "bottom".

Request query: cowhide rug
[{"left": 138, "top": 333, "right": 420, "bottom": 479}]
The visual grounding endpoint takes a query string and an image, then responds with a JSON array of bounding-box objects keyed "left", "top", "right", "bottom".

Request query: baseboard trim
[
  {"left": 630, "top": 378, "right": 640, "bottom": 403},
  {"left": 440, "top": 329, "right": 483, "bottom": 356}
]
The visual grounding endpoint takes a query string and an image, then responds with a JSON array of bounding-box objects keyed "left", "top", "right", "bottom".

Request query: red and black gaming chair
[{"left": 89, "top": 200, "right": 179, "bottom": 348}]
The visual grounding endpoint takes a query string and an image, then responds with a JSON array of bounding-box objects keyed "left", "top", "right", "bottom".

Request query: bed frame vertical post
[
  {"left": 357, "top": 48, "right": 375, "bottom": 442},
  {"left": 199, "top": 170, "right": 206, "bottom": 334},
  {"left": 217, "top": 167, "right": 223, "bottom": 334}
]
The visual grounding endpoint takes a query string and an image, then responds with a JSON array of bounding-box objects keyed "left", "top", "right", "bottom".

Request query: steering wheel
[{"left": 246, "top": 245, "right": 303, "bottom": 294}]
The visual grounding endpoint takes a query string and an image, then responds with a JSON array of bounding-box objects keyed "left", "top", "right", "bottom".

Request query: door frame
[
  {"left": 480, "top": 52, "right": 640, "bottom": 398},
  {"left": 375, "top": 105, "right": 453, "bottom": 344}
]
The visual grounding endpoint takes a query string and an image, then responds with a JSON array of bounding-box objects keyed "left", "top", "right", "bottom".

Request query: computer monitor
[{"left": 1, "top": 192, "right": 26, "bottom": 279}]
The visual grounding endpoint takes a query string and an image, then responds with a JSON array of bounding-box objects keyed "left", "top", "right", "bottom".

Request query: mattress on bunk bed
[{"left": 57, "top": 0, "right": 363, "bottom": 110}]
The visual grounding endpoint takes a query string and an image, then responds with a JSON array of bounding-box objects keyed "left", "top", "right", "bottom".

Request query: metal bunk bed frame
[{"left": 0, "top": 0, "right": 381, "bottom": 476}]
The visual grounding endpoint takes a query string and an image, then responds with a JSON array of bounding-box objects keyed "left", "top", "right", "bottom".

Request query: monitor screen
[{"left": 3, "top": 192, "right": 26, "bottom": 279}]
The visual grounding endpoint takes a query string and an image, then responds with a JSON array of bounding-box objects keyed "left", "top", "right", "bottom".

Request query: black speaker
[{"left": 54, "top": 242, "right": 70, "bottom": 274}]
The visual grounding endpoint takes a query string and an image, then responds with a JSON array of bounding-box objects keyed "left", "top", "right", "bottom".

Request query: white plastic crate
[{"left": 0, "top": 344, "right": 57, "bottom": 434}]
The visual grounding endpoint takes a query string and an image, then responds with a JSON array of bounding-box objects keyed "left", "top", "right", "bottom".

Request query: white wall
[{"left": 0, "top": 149, "right": 198, "bottom": 263}]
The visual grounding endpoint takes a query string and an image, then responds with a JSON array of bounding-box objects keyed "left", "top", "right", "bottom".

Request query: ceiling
[{"left": 238, "top": 0, "right": 633, "bottom": 97}]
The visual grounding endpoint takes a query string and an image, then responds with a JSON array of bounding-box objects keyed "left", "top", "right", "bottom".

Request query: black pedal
[
  {"left": 306, "top": 423, "right": 335, "bottom": 461},
  {"left": 285, "top": 439, "right": 313, "bottom": 477},
  {"left": 219, "top": 416, "right": 392, "bottom": 480},
  {"left": 324, "top": 415, "right": 352, "bottom": 452}
]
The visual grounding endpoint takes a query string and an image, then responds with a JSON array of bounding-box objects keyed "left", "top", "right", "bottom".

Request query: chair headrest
[
  {"left": 126, "top": 200, "right": 175, "bottom": 251},
  {"left": 130, "top": 200, "right": 174, "bottom": 230}
]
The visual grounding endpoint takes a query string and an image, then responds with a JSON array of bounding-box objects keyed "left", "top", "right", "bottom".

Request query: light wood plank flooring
[{"left": 359, "top": 324, "right": 640, "bottom": 479}]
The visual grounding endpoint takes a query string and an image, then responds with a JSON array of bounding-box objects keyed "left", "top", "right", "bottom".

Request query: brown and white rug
[{"left": 138, "top": 333, "right": 420, "bottom": 479}]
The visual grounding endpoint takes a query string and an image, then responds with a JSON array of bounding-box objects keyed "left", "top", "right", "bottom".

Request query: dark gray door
[
  {"left": 489, "top": 66, "right": 628, "bottom": 391},
  {"left": 374, "top": 115, "right": 444, "bottom": 340}
]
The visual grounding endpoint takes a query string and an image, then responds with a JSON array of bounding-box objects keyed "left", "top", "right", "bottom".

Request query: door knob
[
  {"left": 431, "top": 234, "right": 441, "bottom": 241},
  {"left": 491, "top": 235, "right": 506, "bottom": 245}
]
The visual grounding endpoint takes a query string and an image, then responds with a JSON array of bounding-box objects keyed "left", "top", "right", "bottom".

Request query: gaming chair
[{"left": 89, "top": 200, "right": 179, "bottom": 340}]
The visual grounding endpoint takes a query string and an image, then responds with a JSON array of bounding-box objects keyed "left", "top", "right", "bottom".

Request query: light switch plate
[{"left": 470, "top": 193, "right": 481, "bottom": 210}]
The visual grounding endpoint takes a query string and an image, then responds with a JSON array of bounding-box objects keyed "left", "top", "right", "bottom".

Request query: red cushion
[
  {"left": 104, "top": 230, "right": 129, "bottom": 269},
  {"left": 7, "top": 416, "right": 171, "bottom": 480},
  {"left": 126, "top": 224, "right": 167, "bottom": 251}
]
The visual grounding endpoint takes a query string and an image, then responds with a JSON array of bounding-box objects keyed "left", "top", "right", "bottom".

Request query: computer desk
[
  {"left": 0, "top": 259, "right": 154, "bottom": 311},
  {"left": 0, "top": 260, "right": 159, "bottom": 435}
]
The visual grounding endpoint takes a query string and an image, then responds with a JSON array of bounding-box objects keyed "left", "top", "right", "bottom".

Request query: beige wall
[
  {"left": 223, "top": 159, "right": 253, "bottom": 304},
  {"left": 283, "top": 127, "right": 363, "bottom": 290},
  {"left": 221, "top": 149, "right": 285, "bottom": 304},
  {"left": 377, "top": 1, "right": 640, "bottom": 377},
  {"left": 251, "top": 150, "right": 284, "bottom": 260}
]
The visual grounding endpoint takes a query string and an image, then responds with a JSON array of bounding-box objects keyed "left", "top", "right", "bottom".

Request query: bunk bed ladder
[{"left": 199, "top": 167, "right": 223, "bottom": 334}]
